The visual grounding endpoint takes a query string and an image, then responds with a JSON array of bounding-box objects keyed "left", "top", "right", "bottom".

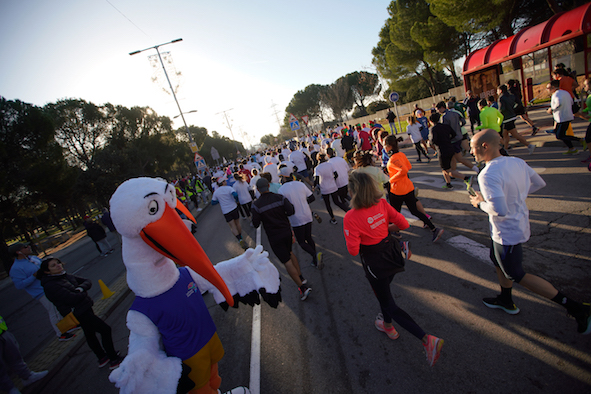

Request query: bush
[
  {"left": 367, "top": 100, "right": 390, "bottom": 114},
  {"left": 351, "top": 106, "right": 368, "bottom": 119}
]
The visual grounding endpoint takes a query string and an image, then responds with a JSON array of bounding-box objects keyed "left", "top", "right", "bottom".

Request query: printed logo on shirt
[
  {"left": 186, "top": 282, "right": 198, "bottom": 297},
  {"left": 368, "top": 213, "right": 385, "bottom": 230}
]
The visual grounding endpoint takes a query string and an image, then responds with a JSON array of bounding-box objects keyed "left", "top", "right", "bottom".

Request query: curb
[{"left": 21, "top": 199, "right": 212, "bottom": 393}]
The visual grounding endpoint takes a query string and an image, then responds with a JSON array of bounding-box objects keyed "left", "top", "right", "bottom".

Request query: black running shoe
[
  {"left": 312, "top": 212, "right": 322, "bottom": 223},
  {"left": 570, "top": 303, "right": 591, "bottom": 334},
  {"left": 483, "top": 296, "right": 520, "bottom": 315}
]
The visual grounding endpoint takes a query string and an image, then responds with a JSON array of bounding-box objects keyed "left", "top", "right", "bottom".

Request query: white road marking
[
  {"left": 447, "top": 235, "right": 493, "bottom": 267},
  {"left": 249, "top": 226, "right": 262, "bottom": 394},
  {"left": 72, "top": 266, "right": 85, "bottom": 275}
]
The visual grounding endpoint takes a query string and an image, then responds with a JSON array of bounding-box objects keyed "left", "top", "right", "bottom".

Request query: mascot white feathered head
[{"left": 109, "top": 177, "right": 234, "bottom": 305}]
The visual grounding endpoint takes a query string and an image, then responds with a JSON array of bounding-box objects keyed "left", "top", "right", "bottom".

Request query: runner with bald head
[{"left": 469, "top": 129, "right": 590, "bottom": 335}]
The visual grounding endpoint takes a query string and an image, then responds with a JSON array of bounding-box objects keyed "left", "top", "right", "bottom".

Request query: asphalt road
[{"left": 5, "top": 109, "right": 591, "bottom": 393}]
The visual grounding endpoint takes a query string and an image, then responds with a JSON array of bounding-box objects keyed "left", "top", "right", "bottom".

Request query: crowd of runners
[{"left": 170, "top": 85, "right": 591, "bottom": 367}]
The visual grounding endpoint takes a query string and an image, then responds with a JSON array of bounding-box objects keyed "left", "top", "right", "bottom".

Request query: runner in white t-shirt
[
  {"left": 263, "top": 162, "right": 280, "bottom": 184},
  {"left": 327, "top": 147, "right": 351, "bottom": 205},
  {"left": 313, "top": 153, "right": 350, "bottom": 225},
  {"left": 469, "top": 129, "right": 590, "bottom": 333},
  {"left": 211, "top": 178, "right": 247, "bottom": 249},
  {"left": 278, "top": 167, "right": 323, "bottom": 269},
  {"left": 232, "top": 173, "right": 253, "bottom": 219}
]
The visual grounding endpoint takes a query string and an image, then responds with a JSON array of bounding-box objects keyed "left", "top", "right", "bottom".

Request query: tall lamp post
[
  {"left": 173, "top": 110, "right": 197, "bottom": 119},
  {"left": 129, "top": 38, "right": 198, "bottom": 152}
]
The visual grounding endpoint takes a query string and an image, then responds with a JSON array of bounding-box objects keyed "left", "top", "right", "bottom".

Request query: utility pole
[
  {"left": 216, "top": 108, "right": 240, "bottom": 157},
  {"left": 130, "top": 38, "right": 198, "bottom": 153},
  {"left": 270, "top": 100, "right": 283, "bottom": 130}
]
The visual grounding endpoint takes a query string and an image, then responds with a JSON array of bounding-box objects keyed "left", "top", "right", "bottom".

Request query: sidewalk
[{"left": 18, "top": 198, "right": 211, "bottom": 394}]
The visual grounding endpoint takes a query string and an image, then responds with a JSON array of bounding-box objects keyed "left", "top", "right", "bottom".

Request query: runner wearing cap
[{"left": 211, "top": 177, "right": 248, "bottom": 250}]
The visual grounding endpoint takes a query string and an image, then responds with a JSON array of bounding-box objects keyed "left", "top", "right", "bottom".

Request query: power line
[
  {"left": 105, "top": 0, "right": 151, "bottom": 38},
  {"left": 270, "top": 100, "right": 283, "bottom": 129}
]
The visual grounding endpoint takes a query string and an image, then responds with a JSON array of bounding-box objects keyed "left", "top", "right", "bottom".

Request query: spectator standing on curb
[
  {"left": 469, "top": 129, "right": 590, "bottom": 334},
  {"left": 386, "top": 109, "right": 397, "bottom": 134},
  {"left": 83, "top": 216, "right": 113, "bottom": 257},
  {"left": 252, "top": 178, "right": 312, "bottom": 300},
  {"left": 37, "top": 257, "right": 124, "bottom": 369},
  {"left": 100, "top": 208, "right": 120, "bottom": 242},
  {"left": 8, "top": 243, "right": 74, "bottom": 341},
  {"left": 0, "top": 315, "right": 48, "bottom": 394},
  {"left": 343, "top": 172, "right": 444, "bottom": 366}
]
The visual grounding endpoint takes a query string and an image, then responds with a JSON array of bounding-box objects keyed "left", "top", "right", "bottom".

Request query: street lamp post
[
  {"left": 173, "top": 110, "right": 197, "bottom": 119},
  {"left": 130, "top": 38, "right": 197, "bottom": 150}
]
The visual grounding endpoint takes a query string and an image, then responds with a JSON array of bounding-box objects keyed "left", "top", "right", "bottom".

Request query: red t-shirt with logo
[{"left": 343, "top": 199, "right": 409, "bottom": 256}]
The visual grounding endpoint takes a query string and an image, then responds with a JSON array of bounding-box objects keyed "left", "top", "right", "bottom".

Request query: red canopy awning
[{"left": 463, "top": 2, "right": 591, "bottom": 75}]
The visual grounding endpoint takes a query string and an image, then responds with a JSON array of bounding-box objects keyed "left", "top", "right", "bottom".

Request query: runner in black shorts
[
  {"left": 251, "top": 178, "right": 312, "bottom": 301},
  {"left": 497, "top": 85, "right": 535, "bottom": 154},
  {"left": 469, "top": 128, "right": 590, "bottom": 333},
  {"left": 268, "top": 235, "right": 292, "bottom": 265},
  {"left": 429, "top": 113, "right": 472, "bottom": 190},
  {"left": 489, "top": 241, "right": 525, "bottom": 284},
  {"left": 223, "top": 207, "right": 240, "bottom": 222}
]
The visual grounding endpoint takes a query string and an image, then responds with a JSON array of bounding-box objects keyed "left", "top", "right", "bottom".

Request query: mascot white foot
[{"left": 108, "top": 177, "right": 281, "bottom": 394}]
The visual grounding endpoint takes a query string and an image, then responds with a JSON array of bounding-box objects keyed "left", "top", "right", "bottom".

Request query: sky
[{"left": 0, "top": 0, "right": 391, "bottom": 148}]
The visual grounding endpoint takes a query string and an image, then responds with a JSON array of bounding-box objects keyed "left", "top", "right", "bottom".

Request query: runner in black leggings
[
  {"left": 383, "top": 135, "right": 443, "bottom": 243},
  {"left": 343, "top": 171, "right": 444, "bottom": 366},
  {"left": 314, "top": 152, "right": 349, "bottom": 225}
]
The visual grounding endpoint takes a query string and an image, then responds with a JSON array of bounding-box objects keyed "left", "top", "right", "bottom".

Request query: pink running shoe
[
  {"left": 423, "top": 335, "right": 444, "bottom": 366},
  {"left": 375, "top": 313, "right": 399, "bottom": 339}
]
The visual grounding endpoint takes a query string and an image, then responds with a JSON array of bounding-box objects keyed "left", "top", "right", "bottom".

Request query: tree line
[
  {"left": 275, "top": 0, "right": 584, "bottom": 141},
  {"left": 0, "top": 97, "right": 243, "bottom": 270}
]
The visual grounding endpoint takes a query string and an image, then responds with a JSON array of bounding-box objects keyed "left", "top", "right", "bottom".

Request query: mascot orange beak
[{"left": 140, "top": 202, "right": 234, "bottom": 306}]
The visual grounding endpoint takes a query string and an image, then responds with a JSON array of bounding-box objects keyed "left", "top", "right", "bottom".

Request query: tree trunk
[
  {"left": 546, "top": 0, "right": 563, "bottom": 14},
  {"left": 48, "top": 205, "right": 63, "bottom": 231},
  {"left": 415, "top": 69, "right": 435, "bottom": 97},
  {"left": 447, "top": 64, "right": 461, "bottom": 87}
]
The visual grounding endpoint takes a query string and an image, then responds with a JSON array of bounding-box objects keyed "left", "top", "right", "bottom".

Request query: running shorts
[
  {"left": 223, "top": 207, "right": 240, "bottom": 222},
  {"left": 502, "top": 120, "right": 516, "bottom": 131},
  {"left": 439, "top": 152, "right": 454, "bottom": 171},
  {"left": 269, "top": 235, "right": 293, "bottom": 264},
  {"left": 489, "top": 240, "right": 525, "bottom": 282}
]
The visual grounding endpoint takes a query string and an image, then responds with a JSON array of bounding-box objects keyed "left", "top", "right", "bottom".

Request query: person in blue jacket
[{"left": 8, "top": 243, "right": 74, "bottom": 341}]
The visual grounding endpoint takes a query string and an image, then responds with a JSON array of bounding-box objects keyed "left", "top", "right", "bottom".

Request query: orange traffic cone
[{"left": 99, "top": 279, "right": 115, "bottom": 299}]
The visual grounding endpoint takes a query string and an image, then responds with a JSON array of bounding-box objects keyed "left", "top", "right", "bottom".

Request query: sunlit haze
[{"left": 0, "top": 0, "right": 389, "bottom": 147}]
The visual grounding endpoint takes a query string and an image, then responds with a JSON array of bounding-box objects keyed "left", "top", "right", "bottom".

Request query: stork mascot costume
[{"left": 108, "top": 177, "right": 281, "bottom": 394}]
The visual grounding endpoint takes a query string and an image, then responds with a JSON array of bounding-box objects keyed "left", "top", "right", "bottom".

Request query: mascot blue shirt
[{"left": 130, "top": 267, "right": 216, "bottom": 360}]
